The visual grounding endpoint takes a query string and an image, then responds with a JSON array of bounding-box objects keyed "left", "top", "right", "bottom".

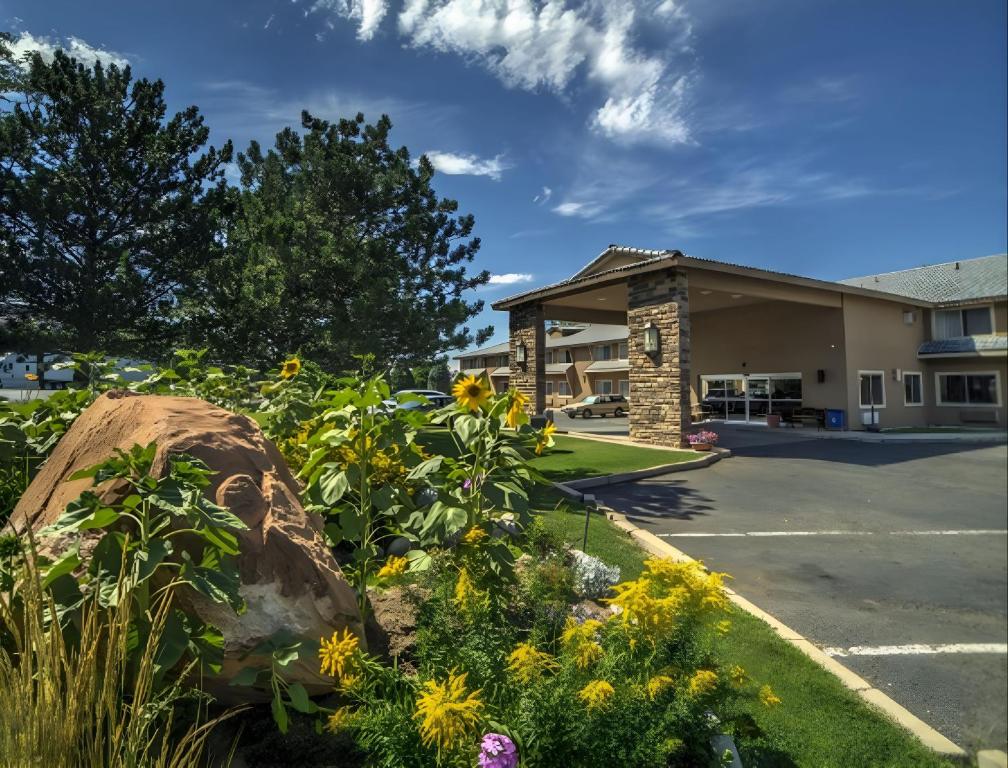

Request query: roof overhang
[{"left": 492, "top": 246, "right": 936, "bottom": 312}]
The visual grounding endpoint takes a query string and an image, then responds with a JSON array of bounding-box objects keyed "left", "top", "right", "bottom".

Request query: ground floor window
[
  {"left": 936, "top": 372, "right": 1000, "bottom": 406},
  {"left": 858, "top": 371, "right": 886, "bottom": 408},
  {"left": 597, "top": 379, "right": 613, "bottom": 394},
  {"left": 619, "top": 379, "right": 629, "bottom": 397},
  {"left": 557, "top": 381, "right": 571, "bottom": 396},
  {"left": 546, "top": 381, "right": 553, "bottom": 395},
  {"left": 903, "top": 372, "right": 923, "bottom": 406},
  {"left": 700, "top": 373, "right": 802, "bottom": 422}
]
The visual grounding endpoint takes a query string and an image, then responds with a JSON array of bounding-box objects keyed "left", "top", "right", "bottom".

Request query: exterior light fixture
[
  {"left": 514, "top": 342, "right": 527, "bottom": 364},
  {"left": 643, "top": 322, "right": 660, "bottom": 355}
]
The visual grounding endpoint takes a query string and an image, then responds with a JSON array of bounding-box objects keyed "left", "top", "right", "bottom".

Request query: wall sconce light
[
  {"left": 514, "top": 342, "right": 527, "bottom": 364},
  {"left": 643, "top": 322, "right": 660, "bottom": 355}
]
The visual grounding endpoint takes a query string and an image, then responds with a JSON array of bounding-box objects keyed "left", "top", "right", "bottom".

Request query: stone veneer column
[
  {"left": 509, "top": 302, "right": 546, "bottom": 415},
  {"left": 627, "top": 268, "right": 691, "bottom": 447}
]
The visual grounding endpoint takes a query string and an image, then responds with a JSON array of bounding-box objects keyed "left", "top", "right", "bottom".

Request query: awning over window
[
  {"left": 490, "top": 367, "right": 510, "bottom": 377},
  {"left": 917, "top": 334, "right": 1007, "bottom": 358},
  {"left": 585, "top": 360, "right": 629, "bottom": 372},
  {"left": 545, "top": 363, "right": 573, "bottom": 375},
  {"left": 460, "top": 368, "right": 486, "bottom": 377}
]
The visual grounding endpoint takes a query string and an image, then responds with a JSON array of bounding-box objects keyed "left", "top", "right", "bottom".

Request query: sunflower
[
  {"left": 280, "top": 357, "right": 301, "bottom": 379},
  {"left": 505, "top": 390, "right": 528, "bottom": 428},
  {"left": 534, "top": 421, "right": 557, "bottom": 455},
  {"left": 452, "top": 374, "right": 491, "bottom": 412}
]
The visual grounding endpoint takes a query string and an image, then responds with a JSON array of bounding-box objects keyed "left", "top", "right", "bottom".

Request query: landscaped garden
[{"left": 0, "top": 358, "right": 962, "bottom": 767}]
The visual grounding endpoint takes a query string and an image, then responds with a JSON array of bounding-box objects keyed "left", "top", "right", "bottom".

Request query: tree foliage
[
  {"left": 187, "top": 111, "right": 492, "bottom": 371},
  {"left": 0, "top": 41, "right": 233, "bottom": 357}
]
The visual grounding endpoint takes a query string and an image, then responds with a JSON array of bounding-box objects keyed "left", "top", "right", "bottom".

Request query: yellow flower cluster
[
  {"left": 461, "top": 526, "right": 488, "bottom": 546},
  {"left": 319, "top": 627, "right": 360, "bottom": 681},
  {"left": 729, "top": 665, "right": 748, "bottom": 688},
  {"left": 687, "top": 669, "right": 718, "bottom": 698},
  {"left": 335, "top": 432, "right": 409, "bottom": 486},
  {"left": 453, "top": 567, "right": 488, "bottom": 615},
  {"left": 414, "top": 671, "right": 484, "bottom": 753},
  {"left": 560, "top": 618, "right": 604, "bottom": 669},
  {"left": 646, "top": 674, "right": 675, "bottom": 700},
  {"left": 507, "top": 641, "right": 559, "bottom": 684},
  {"left": 577, "top": 679, "right": 615, "bottom": 712},
  {"left": 453, "top": 374, "right": 491, "bottom": 412},
  {"left": 607, "top": 557, "right": 729, "bottom": 645},
  {"left": 326, "top": 706, "right": 355, "bottom": 733},
  {"left": 758, "top": 684, "right": 782, "bottom": 708},
  {"left": 377, "top": 555, "right": 409, "bottom": 579}
]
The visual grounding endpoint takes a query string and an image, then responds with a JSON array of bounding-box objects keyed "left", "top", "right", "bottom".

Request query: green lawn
[
  {"left": 416, "top": 429, "right": 696, "bottom": 483},
  {"left": 539, "top": 504, "right": 962, "bottom": 768}
]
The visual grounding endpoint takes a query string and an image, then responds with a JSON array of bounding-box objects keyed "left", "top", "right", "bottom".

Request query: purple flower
[{"left": 478, "top": 732, "right": 518, "bottom": 768}]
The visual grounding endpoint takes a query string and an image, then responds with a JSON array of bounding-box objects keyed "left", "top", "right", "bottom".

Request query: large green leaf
[{"left": 406, "top": 455, "right": 442, "bottom": 480}]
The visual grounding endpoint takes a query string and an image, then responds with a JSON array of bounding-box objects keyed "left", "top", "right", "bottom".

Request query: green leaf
[
  {"left": 406, "top": 455, "right": 442, "bottom": 480},
  {"left": 48, "top": 493, "right": 121, "bottom": 534},
  {"left": 317, "top": 466, "right": 349, "bottom": 505},
  {"left": 135, "top": 539, "right": 172, "bottom": 583},
  {"left": 453, "top": 414, "right": 480, "bottom": 446},
  {"left": 230, "top": 666, "right": 262, "bottom": 687},
  {"left": 154, "top": 610, "right": 190, "bottom": 678},
  {"left": 404, "top": 549, "right": 432, "bottom": 572},
  {"left": 287, "top": 682, "right": 314, "bottom": 713},
  {"left": 41, "top": 547, "right": 80, "bottom": 589}
]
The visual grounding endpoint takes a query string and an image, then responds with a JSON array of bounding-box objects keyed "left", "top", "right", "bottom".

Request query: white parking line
[
  {"left": 659, "top": 529, "right": 1008, "bottom": 538},
  {"left": 825, "top": 643, "right": 1008, "bottom": 658}
]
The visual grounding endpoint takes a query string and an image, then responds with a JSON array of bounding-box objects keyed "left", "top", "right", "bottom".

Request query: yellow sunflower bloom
[
  {"left": 414, "top": 671, "right": 484, "bottom": 753},
  {"left": 377, "top": 555, "right": 409, "bottom": 579},
  {"left": 578, "top": 679, "right": 615, "bottom": 712},
  {"left": 280, "top": 357, "right": 301, "bottom": 379},
  {"left": 319, "top": 627, "right": 360, "bottom": 680},
  {"left": 505, "top": 390, "right": 529, "bottom": 428},
  {"left": 452, "top": 374, "right": 491, "bottom": 412},
  {"left": 535, "top": 421, "right": 557, "bottom": 455}
]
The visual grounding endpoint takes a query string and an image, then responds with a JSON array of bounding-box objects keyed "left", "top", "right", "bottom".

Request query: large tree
[
  {"left": 0, "top": 40, "right": 233, "bottom": 358},
  {"left": 188, "top": 111, "right": 492, "bottom": 371}
]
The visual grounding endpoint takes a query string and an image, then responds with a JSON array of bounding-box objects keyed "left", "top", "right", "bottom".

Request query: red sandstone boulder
[{"left": 10, "top": 391, "right": 363, "bottom": 696}]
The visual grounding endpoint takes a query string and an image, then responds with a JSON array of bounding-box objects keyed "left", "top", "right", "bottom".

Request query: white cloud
[
  {"left": 8, "top": 32, "right": 130, "bottom": 69},
  {"left": 533, "top": 186, "right": 552, "bottom": 204},
  {"left": 264, "top": 13, "right": 276, "bottom": 29},
  {"left": 305, "top": 0, "right": 697, "bottom": 145},
  {"left": 425, "top": 150, "right": 511, "bottom": 180},
  {"left": 310, "top": 0, "right": 389, "bottom": 40},
  {"left": 487, "top": 272, "right": 533, "bottom": 285},
  {"left": 552, "top": 200, "right": 604, "bottom": 218}
]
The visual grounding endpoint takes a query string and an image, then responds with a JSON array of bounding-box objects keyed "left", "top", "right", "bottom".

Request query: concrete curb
[
  {"left": 561, "top": 446, "right": 731, "bottom": 491},
  {"left": 604, "top": 508, "right": 968, "bottom": 758}
]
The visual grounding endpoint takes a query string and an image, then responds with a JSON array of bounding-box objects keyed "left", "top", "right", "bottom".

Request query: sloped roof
[
  {"left": 455, "top": 324, "right": 627, "bottom": 359},
  {"left": 586, "top": 359, "right": 630, "bottom": 372},
  {"left": 453, "top": 341, "right": 509, "bottom": 360},
  {"left": 839, "top": 254, "right": 1007, "bottom": 305},
  {"left": 917, "top": 334, "right": 1008, "bottom": 357}
]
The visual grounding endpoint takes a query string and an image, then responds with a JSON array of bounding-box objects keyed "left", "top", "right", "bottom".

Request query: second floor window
[
  {"left": 934, "top": 307, "right": 992, "bottom": 339},
  {"left": 593, "top": 345, "right": 612, "bottom": 361}
]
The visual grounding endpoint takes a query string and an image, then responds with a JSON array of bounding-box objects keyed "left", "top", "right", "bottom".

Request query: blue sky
[{"left": 5, "top": 0, "right": 1007, "bottom": 354}]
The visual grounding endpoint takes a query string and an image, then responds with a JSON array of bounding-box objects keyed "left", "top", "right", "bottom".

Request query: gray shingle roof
[
  {"left": 455, "top": 324, "right": 627, "bottom": 359},
  {"left": 917, "top": 334, "right": 1008, "bottom": 357},
  {"left": 839, "top": 254, "right": 1007, "bottom": 304}
]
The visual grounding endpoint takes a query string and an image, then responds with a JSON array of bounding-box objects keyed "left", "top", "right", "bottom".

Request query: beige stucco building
[{"left": 474, "top": 246, "right": 1006, "bottom": 447}]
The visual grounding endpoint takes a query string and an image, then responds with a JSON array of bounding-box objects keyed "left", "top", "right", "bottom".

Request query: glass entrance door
[
  {"left": 701, "top": 373, "right": 802, "bottom": 424},
  {"left": 746, "top": 376, "right": 769, "bottom": 422}
]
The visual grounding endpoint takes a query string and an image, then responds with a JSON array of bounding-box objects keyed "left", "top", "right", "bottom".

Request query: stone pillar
[
  {"left": 509, "top": 302, "right": 546, "bottom": 415},
  {"left": 627, "top": 268, "right": 691, "bottom": 447}
]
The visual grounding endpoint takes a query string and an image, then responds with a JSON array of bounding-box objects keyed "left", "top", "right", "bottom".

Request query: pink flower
[{"left": 478, "top": 732, "right": 518, "bottom": 768}]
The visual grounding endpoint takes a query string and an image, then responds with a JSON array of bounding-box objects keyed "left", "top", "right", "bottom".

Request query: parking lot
[{"left": 595, "top": 427, "right": 1008, "bottom": 752}]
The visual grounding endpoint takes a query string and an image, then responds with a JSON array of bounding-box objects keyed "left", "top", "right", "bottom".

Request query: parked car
[
  {"left": 383, "top": 389, "right": 452, "bottom": 412},
  {"left": 561, "top": 394, "right": 629, "bottom": 418}
]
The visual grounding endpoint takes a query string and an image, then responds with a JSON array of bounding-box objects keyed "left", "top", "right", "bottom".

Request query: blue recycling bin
[{"left": 825, "top": 409, "right": 845, "bottom": 430}]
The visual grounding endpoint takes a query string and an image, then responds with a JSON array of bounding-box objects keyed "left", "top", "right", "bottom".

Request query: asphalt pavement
[{"left": 594, "top": 426, "right": 1008, "bottom": 753}]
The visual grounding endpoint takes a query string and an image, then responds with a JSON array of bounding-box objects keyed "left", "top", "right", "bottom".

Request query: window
[
  {"left": 858, "top": 371, "right": 886, "bottom": 408},
  {"left": 934, "top": 307, "right": 993, "bottom": 339},
  {"left": 619, "top": 379, "right": 630, "bottom": 397},
  {"left": 597, "top": 379, "right": 613, "bottom": 394},
  {"left": 936, "top": 372, "right": 1000, "bottom": 406},
  {"left": 557, "top": 381, "right": 571, "bottom": 396},
  {"left": 618, "top": 342, "right": 628, "bottom": 359},
  {"left": 593, "top": 345, "right": 612, "bottom": 361},
  {"left": 903, "top": 372, "right": 923, "bottom": 406}
]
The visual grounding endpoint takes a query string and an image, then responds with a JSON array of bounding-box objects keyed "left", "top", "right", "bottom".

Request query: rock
[{"left": 9, "top": 391, "right": 363, "bottom": 698}]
